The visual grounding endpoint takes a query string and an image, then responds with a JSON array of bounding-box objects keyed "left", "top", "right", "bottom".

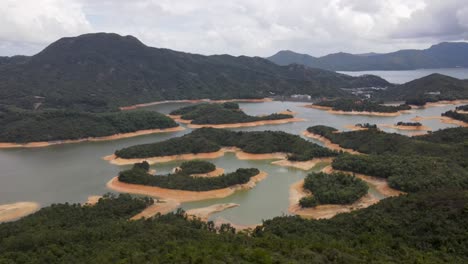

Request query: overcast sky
[{"left": 1, "top": 0, "right": 467, "bottom": 57}]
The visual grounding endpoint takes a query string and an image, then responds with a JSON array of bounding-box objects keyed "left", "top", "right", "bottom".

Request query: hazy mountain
[
  {"left": 268, "top": 42, "right": 468, "bottom": 71},
  {"left": 380, "top": 73, "right": 468, "bottom": 101},
  {"left": 0, "top": 33, "right": 389, "bottom": 111}
]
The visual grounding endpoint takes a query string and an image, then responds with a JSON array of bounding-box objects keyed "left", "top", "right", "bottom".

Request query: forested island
[
  {"left": 178, "top": 160, "right": 216, "bottom": 175},
  {"left": 299, "top": 172, "right": 368, "bottom": 207},
  {"left": 0, "top": 190, "right": 467, "bottom": 263},
  {"left": 0, "top": 108, "right": 180, "bottom": 144},
  {"left": 396, "top": 122, "right": 422, "bottom": 127},
  {"left": 169, "top": 102, "right": 295, "bottom": 126},
  {"left": 306, "top": 126, "right": 468, "bottom": 192},
  {"left": 114, "top": 128, "right": 337, "bottom": 161},
  {"left": 442, "top": 110, "right": 468, "bottom": 123},
  {"left": 118, "top": 162, "right": 259, "bottom": 191},
  {"left": 309, "top": 99, "right": 411, "bottom": 114}
]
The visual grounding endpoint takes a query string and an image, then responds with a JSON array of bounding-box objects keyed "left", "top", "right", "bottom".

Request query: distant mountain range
[
  {"left": 268, "top": 42, "right": 468, "bottom": 71},
  {"left": 0, "top": 33, "right": 389, "bottom": 111}
]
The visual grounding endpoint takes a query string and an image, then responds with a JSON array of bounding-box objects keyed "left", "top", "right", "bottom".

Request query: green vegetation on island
[
  {"left": 115, "top": 128, "right": 337, "bottom": 161},
  {"left": 314, "top": 99, "right": 410, "bottom": 113},
  {"left": 170, "top": 102, "right": 293, "bottom": 124},
  {"left": 1, "top": 190, "right": 467, "bottom": 263},
  {"left": 355, "top": 123, "right": 377, "bottom": 129},
  {"left": 442, "top": 110, "right": 468, "bottom": 123},
  {"left": 396, "top": 121, "right": 422, "bottom": 126},
  {"left": 118, "top": 162, "right": 259, "bottom": 191},
  {"left": 0, "top": 108, "right": 178, "bottom": 143},
  {"left": 299, "top": 172, "right": 368, "bottom": 207},
  {"left": 179, "top": 160, "right": 216, "bottom": 174},
  {"left": 456, "top": 104, "right": 468, "bottom": 111}
]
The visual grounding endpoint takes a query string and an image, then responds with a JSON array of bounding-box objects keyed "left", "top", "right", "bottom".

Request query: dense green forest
[
  {"left": 170, "top": 102, "right": 292, "bottom": 124},
  {"left": 442, "top": 110, "right": 468, "bottom": 123},
  {"left": 299, "top": 172, "right": 368, "bottom": 207},
  {"left": 179, "top": 160, "right": 216, "bottom": 174},
  {"left": 0, "top": 108, "right": 178, "bottom": 143},
  {"left": 396, "top": 121, "right": 422, "bottom": 126},
  {"left": 118, "top": 162, "right": 259, "bottom": 191},
  {"left": 417, "top": 127, "right": 468, "bottom": 144},
  {"left": 332, "top": 154, "right": 468, "bottom": 192},
  {"left": 456, "top": 104, "right": 468, "bottom": 111},
  {"left": 0, "top": 33, "right": 390, "bottom": 112},
  {"left": 0, "top": 190, "right": 467, "bottom": 263},
  {"left": 306, "top": 126, "right": 467, "bottom": 168},
  {"left": 355, "top": 123, "right": 377, "bottom": 129},
  {"left": 314, "top": 99, "right": 411, "bottom": 113},
  {"left": 115, "top": 128, "right": 337, "bottom": 161}
]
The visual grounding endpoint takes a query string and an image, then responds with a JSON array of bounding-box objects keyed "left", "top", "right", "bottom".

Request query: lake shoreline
[
  {"left": 120, "top": 98, "right": 273, "bottom": 110},
  {"left": 0, "top": 202, "right": 40, "bottom": 223},
  {"left": 168, "top": 115, "right": 305, "bottom": 129},
  {"left": 0, "top": 126, "right": 185, "bottom": 149}
]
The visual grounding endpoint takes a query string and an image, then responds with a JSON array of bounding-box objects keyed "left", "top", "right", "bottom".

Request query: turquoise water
[{"left": 0, "top": 100, "right": 464, "bottom": 225}]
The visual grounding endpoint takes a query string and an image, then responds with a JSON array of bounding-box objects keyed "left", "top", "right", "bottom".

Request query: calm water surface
[
  {"left": 340, "top": 68, "right": 468, "bottom": 84},
  {"left": 0, "top": 100, "right": 463, "bottom": 225}
]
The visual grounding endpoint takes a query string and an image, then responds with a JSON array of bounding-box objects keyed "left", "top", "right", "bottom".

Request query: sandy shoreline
[
  {"left": 0, "top": 126, "right": 185, "bottom": 149},
  {"left": 271, "top": 157, "right": 333, "bottom": 170},
  {"left": 186, "top": 203, "right": 239, "bottom": 221},
  {"left": 422, "top": 99, "right": 468, "bottom": 108},
  {"left": 304, "top": 104, "right": 410, "bottom": 116},
  {"left": 302, "top": 131, "right": 362, "bottom": 154},
  {"left": 0, "top": 202, "right": 40, "bottom": 222},
  {"left": 131, "top": 199, "right": 181, "bottom": 220},
  {"left": 106, "top": 171, "right": 268, "bottom": 203},
  {"left": 288, "top": 179, "right": 379, "bottom": 219},
  {"left": 379, "top": 124, "right": 431, "bottom": 131},
  {"left": 343, "top": 124, "right": 370, "bottom": 131},
  {"left": 191, "top": 167, "right": 225, "bottom": 177},
  {"left": 168, "top": 114, "right": 305, "bottom": 129},
  {"left": 120, "top": 98, "right": 273, "bottom": 110},
  {"left": 85, "top": 195, "right": 102, "bottom": 206},
  {"left": 410, "top": 116, "right": 468, "bottom": 127}
]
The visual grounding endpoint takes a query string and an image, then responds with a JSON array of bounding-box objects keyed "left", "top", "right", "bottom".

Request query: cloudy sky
[{"left": 1, "top": 0, "right": 467, "bottom": 57}]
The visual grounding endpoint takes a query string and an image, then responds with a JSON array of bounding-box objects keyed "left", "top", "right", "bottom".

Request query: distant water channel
[
  {"left": 340, "top": 68, "right": 468, "bottom": 84},
  {"left": 0, "top": 100, "right": 464, "bottom": 225}
]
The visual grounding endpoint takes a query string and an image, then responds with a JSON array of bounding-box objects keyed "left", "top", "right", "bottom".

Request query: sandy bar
[
  {"left": 288, "top": 179, "right": 379, "bottom": 219},
  {"left": 271, "top": 157, "right": 333, "bottom": 171},
  {"left": 343, "top": 124, "right": 369, "bottom": 131},
  {"left": 84, "top": 195, "right": 102, "bottom": 206},
  {"left": 423, "top": 99, "right": 468, "bottom": 108},
  {"left": 0, "top": 202, "right": 40, "bottom": 223},
  {"left": 120, "top": 98, "right": 273, "bottom": 110},
  {"left": 186, "top": 203, "right": 239, "bottom": 221},
  {"left": 106, "top": 171, "right": 268, "bottom": 203},
  {"left": 303, "top": 104, "right": 411, "bottom": 117},
  {"left": 235, "top": 151, "right": 287, "bottom": 160},
  {"left": 167, "top": 115, "right": 305, "bottom": 129},
  {"left": 191, "top": 167, "right": 225, "bottom": 178},
  {"left": 457, "top": 110, "right": 468, "bottom": 114},
  {"left": 410, "top": 116, "right": 468, "bottom": 127},
  {"left": 130, "top": 199, "right": 181, "bottom": 220},
  {"left": 302, "top": 131, "right": 362, "bottom": 154},
  {"left": 277, "top": 110, "right": 298, "bottom": 115},
  {"left": 213, "top": 217, "right": 261, "bottom": 232},
  {"left": 0, "top": 126, "right": 185, "bottom": 149},
  {"left": 379, "top": 124, "right": 431, "bottom": 131}
]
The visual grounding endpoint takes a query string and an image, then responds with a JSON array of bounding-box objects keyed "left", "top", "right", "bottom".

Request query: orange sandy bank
[
  {"left": 191, "top": 167, "right": 225, "bottom": 177},
  {"left": 131, "top": 199, "right": 181, "bottom": 220},
  {"left": 106, "top": 171, "right": 268, "bottom": 203},
  {"left": 186, "top": 203, "right": 239, "bottom": 221},
  {"left": 410, "top": 116, "right": 468, "bottom": 127},
  {"left": 271, "top": 157, "right": 333, "bottom": 171},
  {"left": 120, "top": 98, "right": 273, "bottom": 110},
  {"left": 302, "top": 131, "right": 362, "bottom": 154},
  {"left": 0, "top": 126, "right": 185, "bottom": 149},
  {"left": 0, "top": 202, "right": 40, "bottom": 222},
  {"left": 379, "top": 124, "right": 431, "bottom": 131},
  {"left": 288, "top": 179, "right": 379, "bottom": 219},
  {"left": 85, "top": 195, "right": 102, "bottom": 206},
  {"left": 304, "top": 104, "right": 411, "bottom": 116},
  {"left": 343, "top": 124, "right": 369, "bottom": 131},
  {"left": 422, "top": 99, "right": 468, "bottom": 108},
  {"left": 168, "top": 115, "right": 305, "bottom": 129},
  {"left": 214, "top": 217, "right": 261, "bottom": 231}
]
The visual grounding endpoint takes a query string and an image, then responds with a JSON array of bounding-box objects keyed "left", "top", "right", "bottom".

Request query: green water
[{"left": 0, "top": 100, "right": 463, "bottom": 225}]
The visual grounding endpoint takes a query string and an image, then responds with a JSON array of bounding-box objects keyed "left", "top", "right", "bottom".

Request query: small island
[
  {"left": 298, "top": 172, "right": 368, "bottom": 207},
  {"left": 305, "top": 99, "right": 411, "bottom": 116},
  {"left": 344, "top": 123, "right": 377, "bottom": 131},
  {"left": 168, "top": 102, "right": 303, "bottom": 128},
  {"left": 108, "top": 128, "right": 337, "bottom": 165},
  {"left": 0, "top": 108, "right": 182, "bottom": 148},
  {"left": 380, "top": 121, "right": 430, "bottom": 131},
  {"left": 442, "top": 110, "right": 468, "bottom": 125}
]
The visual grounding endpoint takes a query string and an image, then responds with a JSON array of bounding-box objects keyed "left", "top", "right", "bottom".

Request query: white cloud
[{"left": 0, "top": 0, "right": 467, "bottom": 56}]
